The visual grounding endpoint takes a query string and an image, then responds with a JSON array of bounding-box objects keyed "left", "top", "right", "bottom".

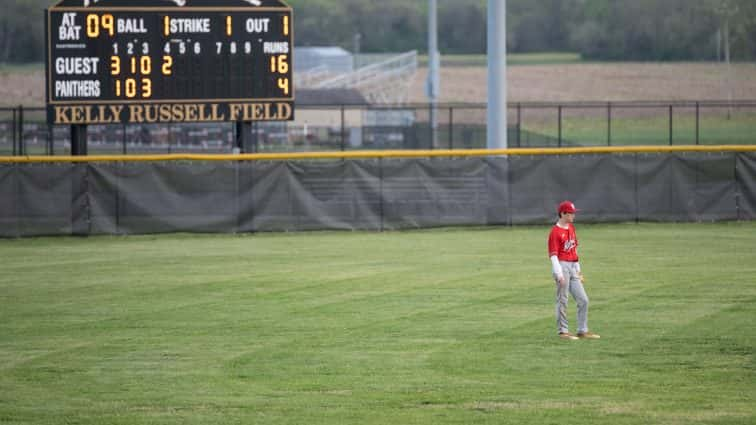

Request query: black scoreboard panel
[{"left": 46, "top": 0, "right": 294, "bottom": 125}]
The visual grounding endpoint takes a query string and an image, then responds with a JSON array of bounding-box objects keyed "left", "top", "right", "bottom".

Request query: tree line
[{"left": 2, "top": 0, "right": 754, "bottom": 63}]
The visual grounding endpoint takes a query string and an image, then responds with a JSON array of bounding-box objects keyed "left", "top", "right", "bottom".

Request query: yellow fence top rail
[{"left": 1, "top": 145, "right": 755, "bottom": 163}]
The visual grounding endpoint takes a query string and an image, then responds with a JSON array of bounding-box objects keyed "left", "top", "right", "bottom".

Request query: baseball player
[{"left": 548, "top": 201, "right": 600, "bottom": 340}]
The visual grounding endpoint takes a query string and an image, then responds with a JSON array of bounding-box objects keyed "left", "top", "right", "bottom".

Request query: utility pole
[
  {"left": 487, "top": 0, "right": 507, "bottom": 149},
  {"left": 716, "top": 0, "right": 737, "bottom": 119},
  {"left": 353, "top": 33, "right": 361, "bottom": 68},
  {"left": 724, "top": 17, "right": 733, "bottom": 118},
  {"left": 427, "top": 0, "right": 440, "bottom": 149}
]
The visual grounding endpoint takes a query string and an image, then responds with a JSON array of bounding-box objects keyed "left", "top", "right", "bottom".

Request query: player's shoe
[
  {"left": 559, "top": 332, "right": 579, "bottom": 340},
  {"left": 577, "top": 332, "right": 601, "bottom": 339}
]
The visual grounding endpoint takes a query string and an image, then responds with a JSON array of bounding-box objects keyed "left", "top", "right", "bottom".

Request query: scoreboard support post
[
  {"left": 253, "top": 121, "right": 259, "bottom": 153},
  {"left": 235, "top": 121, "right": 253, "bottom": 153},
  {"left": 70, "top": 125, "right": 88, "bottom": 156}
]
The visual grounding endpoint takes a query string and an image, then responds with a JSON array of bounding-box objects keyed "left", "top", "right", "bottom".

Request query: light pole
[
  {"left": 487, "top": 0, "right": 507, "bottom": 149},
  {"left": 353, "top": 33, "right": 361, "bottom": 68},
  {"left": 427, "top": 0, "right": 440, "bottom": 149}
]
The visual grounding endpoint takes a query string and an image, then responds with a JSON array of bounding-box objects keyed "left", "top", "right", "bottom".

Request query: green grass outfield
[
  {"left": 1, "top": 223, "right": 755, "bottom": 424},
  {"left": 525, "top": 113, "right": 756, "bottom": 146}
]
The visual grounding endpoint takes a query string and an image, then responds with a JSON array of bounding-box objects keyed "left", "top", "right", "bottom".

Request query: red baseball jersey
[{"left": 548, "top": 223, "right": 579, "bottom": 261}]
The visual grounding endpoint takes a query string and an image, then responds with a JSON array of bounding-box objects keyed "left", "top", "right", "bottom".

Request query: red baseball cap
[{"left": 557, "top": 201, "right": 578, "bottom": 214}]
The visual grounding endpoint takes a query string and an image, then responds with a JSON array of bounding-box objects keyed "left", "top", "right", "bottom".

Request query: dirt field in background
[
  {"left": 3, "top": 63, "right": 756, "bottom": 106},
  {"left": 0, "top": 70, "right": 45, "bottom": 107},
  {"left": 409, "top": 63, "right": 756, "bottom": 103}
]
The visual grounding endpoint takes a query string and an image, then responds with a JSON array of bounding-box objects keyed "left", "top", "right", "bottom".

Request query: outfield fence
[
  {"left": 1, "top": 101, "right": 755, "bottom": 156},
  {"left": 1, "top": 147, "right": 754, "bottom": 237}
]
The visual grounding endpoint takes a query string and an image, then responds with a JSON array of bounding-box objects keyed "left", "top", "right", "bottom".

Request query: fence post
[
  {"left": 428, "top": 104, "right": 434, "bottom": 150},
  {"left": 607, "top": 102, "right": 612, "bottom": 146},
  {"left": 669, "top": 105, "right": 673, "bottom": 146},
  {"left": 695, "top": 102, "right": 700, "bottom": 145},
  {"left": 448, "top": 107, "right": 454, "bottom": 149},
  {"left": 18, "top": 105, "right": 24, "bottom": 156},
  {"left": 516, "top": 103, "right": 521, "bottom": 147},
  {"left": 379, "top": 157, "right": 384, "bottom": 232},
  {"left": 340, "top": 105, "right": 345, "bottom": 151},
  {"left": 557, "top": 105, "right": 562, "bottom": 147},
  {"left": 12, "top": 108, "right": 17, "bottom": 156}
]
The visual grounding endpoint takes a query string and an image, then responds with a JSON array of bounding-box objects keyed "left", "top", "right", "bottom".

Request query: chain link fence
[{"left": 1, "top": 101, "right": 755, "bottom": 155}]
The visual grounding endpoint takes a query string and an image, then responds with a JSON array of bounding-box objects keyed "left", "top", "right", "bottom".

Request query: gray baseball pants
[{"left": 555, "top": 260, "right": 589, "bottom": 334}]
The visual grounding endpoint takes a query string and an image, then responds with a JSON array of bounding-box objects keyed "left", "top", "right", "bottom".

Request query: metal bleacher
[{"left": 296, "top": 50, "right": 418, "bottom": 105}]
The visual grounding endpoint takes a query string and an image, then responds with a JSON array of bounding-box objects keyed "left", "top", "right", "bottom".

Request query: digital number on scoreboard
[{"left": 46, "top": 0, "right": 294, "bottom": 125}]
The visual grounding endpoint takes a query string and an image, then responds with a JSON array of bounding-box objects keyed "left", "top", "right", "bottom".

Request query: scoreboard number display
[{"left": 46, "top": 0, "right": 294, "bottom": 126}]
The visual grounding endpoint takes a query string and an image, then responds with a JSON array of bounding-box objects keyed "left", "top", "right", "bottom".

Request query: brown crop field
[
  {"left": 3, "top": 62, "right": 756, "bottom": 106},
  {"left": 0, "top": 67, "right": 45, "bottom": 107},
  {"left": 409, "top": 63, "right": 756, "bottom": 103}
]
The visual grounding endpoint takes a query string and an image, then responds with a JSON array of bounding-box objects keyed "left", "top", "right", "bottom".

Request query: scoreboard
[{"left": 45, "top": 0, "right": 294, "bottom": 126}]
